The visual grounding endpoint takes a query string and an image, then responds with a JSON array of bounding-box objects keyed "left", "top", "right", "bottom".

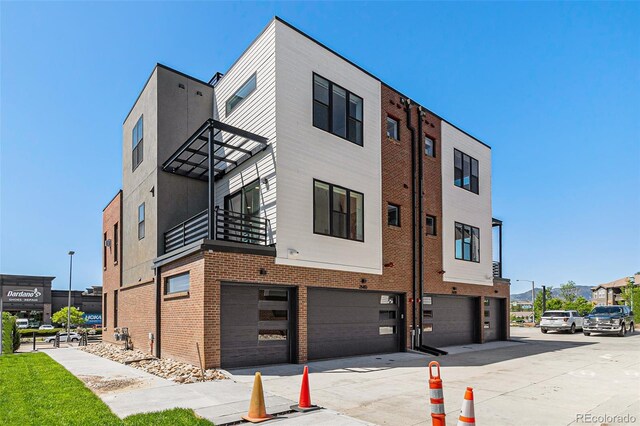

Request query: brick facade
[
  {"left": 102, "top": 191, "right": 121, "bottom": 339},
  {"left": 103, "top": 82, "right": 509, "bottom": 369}
]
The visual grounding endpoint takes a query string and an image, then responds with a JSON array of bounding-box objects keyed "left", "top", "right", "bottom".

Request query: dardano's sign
[{"left": 2, "top": 287, "right": 44, "bottom": 303}]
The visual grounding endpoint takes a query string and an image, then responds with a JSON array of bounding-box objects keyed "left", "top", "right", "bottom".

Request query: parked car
[
  {"left": 540, "top": 310, "right": 583, "bottom": 334},
  {"left": 44, "top": 332, "right": 80, "bottom": 343},
  {"left": 38, "top": 324, "right": 55, "bottom": 330},
  {"left": 15, "top": 319, "right": 29, "bottom": 329},
  {"left": 583, "top": 305, "right": 635, "bottom": 337}
]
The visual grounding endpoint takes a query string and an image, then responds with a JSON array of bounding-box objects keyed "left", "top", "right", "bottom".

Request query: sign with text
[
  {"left": 2, "top": 287, "right": 44, "bottom": 304},
  {"left": 82, "top": 313, "right": 102, "bottom": 325}
]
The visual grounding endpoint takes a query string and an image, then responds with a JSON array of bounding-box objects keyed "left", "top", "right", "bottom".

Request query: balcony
[{"left": 164, "top": 208, "right": 270, "bottom": 254}]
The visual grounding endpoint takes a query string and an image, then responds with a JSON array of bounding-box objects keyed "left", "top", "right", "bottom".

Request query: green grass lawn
[{"left": 0, "top": 352, "right": 212, "bottom": 426}]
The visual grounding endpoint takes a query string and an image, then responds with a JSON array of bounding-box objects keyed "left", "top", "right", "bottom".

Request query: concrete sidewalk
[{"left": 43, "top": 348, "right": 370, "bottom": 425}]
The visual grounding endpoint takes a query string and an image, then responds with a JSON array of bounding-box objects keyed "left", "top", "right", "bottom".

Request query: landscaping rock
[{"left": 80, "top": 343, "right": 226, "bottom": 383}]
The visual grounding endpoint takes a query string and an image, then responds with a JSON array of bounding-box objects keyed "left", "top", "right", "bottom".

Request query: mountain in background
[{"left": 510, "top": 286, "right": 592, "bottom": 302}]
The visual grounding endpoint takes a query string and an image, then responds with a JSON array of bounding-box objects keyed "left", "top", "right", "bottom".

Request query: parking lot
[{"left": 229, "top": 327, "right": 640, "bottom": 425}]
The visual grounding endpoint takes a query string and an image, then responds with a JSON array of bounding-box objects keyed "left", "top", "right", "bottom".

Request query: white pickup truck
[{"left": 540, "top": 310, "right": 584, "bottom": 334}]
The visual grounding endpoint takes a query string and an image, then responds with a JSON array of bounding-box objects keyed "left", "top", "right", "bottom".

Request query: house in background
[
  {"left": 591, "top": 274, "right": 639, "bottom": 306},
  {"left": 102, "top": 16, "right": 510, "bottom": 369}
]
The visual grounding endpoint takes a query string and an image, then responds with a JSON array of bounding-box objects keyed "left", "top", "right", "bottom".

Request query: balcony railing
[
  {"left": 164, "top": 208, "right": 269, "bottom": 254},
  {"left": 493, "top": 261, "right": 502, "bottom": 278}
]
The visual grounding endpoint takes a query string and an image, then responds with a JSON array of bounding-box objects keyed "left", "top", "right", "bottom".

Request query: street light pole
[
  {"left": 516, "top": 279, "right": 535, "bottom": 322},
  {"left": 67, "top": 251, "right": 75, "bottom": 338}
]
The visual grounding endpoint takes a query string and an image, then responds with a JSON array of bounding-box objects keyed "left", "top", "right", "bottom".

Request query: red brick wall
[
  {"left": 117, "top": 281, "right": 156, "bottom": 352},
  {"left": 102, "top": 191, "right": 122, "bottom": 340}
]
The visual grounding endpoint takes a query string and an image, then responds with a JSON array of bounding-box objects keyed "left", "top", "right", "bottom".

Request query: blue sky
[{"left": 1, "top": 2, "right": 638, "bottom": 294}]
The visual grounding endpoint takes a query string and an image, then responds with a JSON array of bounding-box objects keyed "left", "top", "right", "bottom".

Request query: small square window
[
  {"left": 484, "top": 309, "right": 490, "bottom": 318},
  {"left": 425, "top": 136, "right": 435, "bottom": 157},
  {"left": 379, "top": 310, "right": 397, "bottom": 320},
  {"left": 484, "top": 298, "right": 491, "bottom": 306},
  {"left": 423, "top": 310, "right": 433, "bottom": 319},
  {"left": 387, "top": 204, "right": 400, "bottom": 226},
  {"left": 426, "top": 215, "right": 436, "bottom": 236},
  {"left": 423, "top": 323, "right": 433, "bottom": 332},
  {"left": 484, "top": 322, "right": 490, "bottom": 329},
  {"left": 386, "top": 117, "right": 399, "bottom": 140}
]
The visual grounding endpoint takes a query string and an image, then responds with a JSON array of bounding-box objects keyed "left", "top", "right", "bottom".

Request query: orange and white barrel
[{"left": 428, "top": 361, "right": 446, "bottom": 426}]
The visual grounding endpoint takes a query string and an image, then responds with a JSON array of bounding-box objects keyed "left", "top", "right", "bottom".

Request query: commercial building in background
[
  {"left": 592, "top": 274, "right": 639, "bottom": 306},
  {"left": 102, "top": 17, "right": 509, "bottom": 369},
  {"left": 0, "top": 274, "right": 102, "bottom": 326}
]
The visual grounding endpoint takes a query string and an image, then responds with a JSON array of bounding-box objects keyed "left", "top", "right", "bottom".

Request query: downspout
[
  {"left": 404, "top": 98, "right": 417, "bottom": 349},
  {"left": 155, "top": 268, "right": 161, "bottom": 358},
  {"left": 417, "top": 107, "right": 425, "bottom": 346}
]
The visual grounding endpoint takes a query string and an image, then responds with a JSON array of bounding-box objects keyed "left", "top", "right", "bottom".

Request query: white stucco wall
[
  {"left": 273, "top": 20, "right": 382, "bottom": 274},
  {"left": 441, "top": 121, "right": 493, "bottom": 285}
]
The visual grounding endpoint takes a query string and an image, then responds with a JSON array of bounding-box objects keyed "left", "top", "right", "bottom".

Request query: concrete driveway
[{"left": 228, "top": 328, "right": 640, "bottom": 426}]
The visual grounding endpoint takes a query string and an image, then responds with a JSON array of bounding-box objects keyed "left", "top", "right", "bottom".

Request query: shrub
[{"left": 2, "top": 312, "right": 17, "bottom": 354}]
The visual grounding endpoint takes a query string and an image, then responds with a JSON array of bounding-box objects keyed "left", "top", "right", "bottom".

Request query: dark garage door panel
[
  {"left": 423, "top": 295, "right": 477, "bottom": 347},
  {"left": 484, "top": 297, "right": 506, "bottom": 342},
  {"left": 308, "top": 288, "right": 401, "bottom": 360},
  {"left": 221, "top": 285, "right": 290, "bottom": 368}
]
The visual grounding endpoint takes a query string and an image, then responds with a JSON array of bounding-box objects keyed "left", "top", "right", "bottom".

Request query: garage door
[
  {"left": 484, "top": 297, "right": 506, "bottom": 342},
  {"left": 422, "top": 295, "right": 479, "bottom": 347},
  {"left": 307, "top": 288, "right": 403, "bottom": 360},
  {"left": 221, "top": 285, "right": 292, "bottom": 368}
]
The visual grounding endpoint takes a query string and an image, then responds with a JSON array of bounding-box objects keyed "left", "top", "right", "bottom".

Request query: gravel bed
[{"left": 80, "top": 343, "right": 227, "bottom": 383}]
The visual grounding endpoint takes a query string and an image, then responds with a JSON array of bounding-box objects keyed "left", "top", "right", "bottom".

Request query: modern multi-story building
[{"left": 102, "top": 17, "right": 509, "bottom": 369}]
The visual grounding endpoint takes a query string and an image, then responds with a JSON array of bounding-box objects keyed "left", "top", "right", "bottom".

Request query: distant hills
[{"left": 510, "top": 286, "right": 592, "bottom": 302}]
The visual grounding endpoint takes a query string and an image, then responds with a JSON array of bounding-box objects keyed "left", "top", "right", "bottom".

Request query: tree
[
  {"left": 564, "top": 296, "right": 594, "bottom": 316},
  {"left": 533, "top": 287, "right": 563, "bottom": 322},
  {"left": 52, "top": 307, "right": 86, "bottom": 327},
  {"left": 559, "top": 281, "right": 579, "bottom": 304},
  {"left": 620, "top": 276, "right": 640, "bottom": 324}
]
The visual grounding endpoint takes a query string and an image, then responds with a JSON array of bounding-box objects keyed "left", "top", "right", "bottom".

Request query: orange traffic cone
[
  {"left": 242, "top": 372, "right": 273, "bottom": 423},
  {"left": 428, "top": 361, "right": 446, "bottom": 426},
  {"left": 456, "top": 387, "right": 476, "bottom": 426},
  {"left": 291, "top": 366, "right": 319, "bottom": 412}
]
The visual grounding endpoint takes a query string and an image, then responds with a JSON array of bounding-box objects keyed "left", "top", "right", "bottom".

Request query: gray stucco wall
[{"left": 121, "top": 66, "right": 213, "bottom": 285}]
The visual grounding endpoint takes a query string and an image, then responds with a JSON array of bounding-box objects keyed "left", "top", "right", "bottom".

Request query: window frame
[
  {"left": 103, "top": 232, "right": 108, "bottom": 269},
  {"left": 453, "top": 149, "right": 479, "bottom": 194},
  {"left": 138, "top": 203, "right": 145, "bottom": 240},
  {"left": 225, "top": 73, "right": 257, "bottom": 117},
  {"left": 386, "top": 116, "right": 399, "bottom": 140},
  {"left": 113, "top": 290, "right": 118, "bottom": 327},
  {"left": 425, "top": 135, "right": 436, "bottom": 157},
  {"left": 387, "top": 203, "right": 401, "bottom": 227},
  {"left": 113, "top": 222, "right": 119, "bottom": 264},
  {"left": 165, "top": 272, "right": 190, "bottom": 295},
  {"left": 132, "top": 115, "right": 144, "bottom": 171},
  {"left": 313, "top": 179, "right": 365, "bottom": 242},
  {"left": 426, "top": 214, "right": 437, "bottom": 236},
  {"left": 454, "top": 221, "right": 480, "bottom": 263},
  {"left": 312, "top": 73, "right": 364, "bottom": 146}
]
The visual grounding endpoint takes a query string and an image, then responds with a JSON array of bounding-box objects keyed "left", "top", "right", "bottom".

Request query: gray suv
[{"left": 583, "top": 305, "right": 635, "bottom": 336}]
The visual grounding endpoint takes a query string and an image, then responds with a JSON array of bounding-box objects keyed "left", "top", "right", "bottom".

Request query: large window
[
  {"left": 313, "top": 74, "right": 363, "bottom": 146},
  {"left": 455, "top": 222, "right": 480, "bottom": 262},
  {"left": 132, "top": 116, "right": 143, "bottom": 171},
  {"left": 113, "top": 290, "right": 118, "bottom": 327},
  {"left": 103, "top": 294, "right": 107, "bottom": 329},
  {"left": 454, "top": 149, "right": 479, "bottom": 194},
  {"left": 166, "top": 272, "right": 190, "bottom": 294},
  {"left": 138, "top": 203, "right": 145, "bottom": 240},
  {"left": 314, "top": 180, "right": 364, "bottom": 242},
  {"left": 103, "top": 232, "right": 107, "bottom": 268},
  {"left": 226, "top": 73, "right": 257, "bottom": 116}
]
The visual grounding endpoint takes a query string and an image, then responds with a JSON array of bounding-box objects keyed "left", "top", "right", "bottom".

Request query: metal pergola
[{"left": 162, "top": 118, "right": 269, "bottom": 239}]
